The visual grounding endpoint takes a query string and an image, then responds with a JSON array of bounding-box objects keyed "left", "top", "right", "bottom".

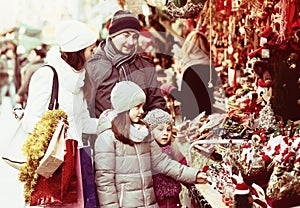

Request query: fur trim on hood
[{"left": 97, "top": 109, "right": 116, "bottom": 135}]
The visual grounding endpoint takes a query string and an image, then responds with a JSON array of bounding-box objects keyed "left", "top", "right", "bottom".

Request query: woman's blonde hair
[{"left": 181, "top": 30, "right": 210, "bottom": 57}]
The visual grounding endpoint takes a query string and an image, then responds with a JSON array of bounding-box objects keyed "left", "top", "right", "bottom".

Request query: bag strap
[{"left": 44, "top": 65, "right": 59, "bottom": 110}]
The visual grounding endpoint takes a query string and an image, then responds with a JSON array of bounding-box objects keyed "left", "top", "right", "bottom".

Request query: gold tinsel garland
[{"left": 18, "top": 109, "right": 68, "bottom": 204}]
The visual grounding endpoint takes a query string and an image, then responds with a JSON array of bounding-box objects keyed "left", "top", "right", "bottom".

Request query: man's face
[{"left": 111, "top": 31, "right": 139, "bottom": 54}]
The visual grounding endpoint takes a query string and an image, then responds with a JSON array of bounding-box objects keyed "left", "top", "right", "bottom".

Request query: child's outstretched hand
[{"left": 196, "top": 171, "right": 208, "bottom": 184}]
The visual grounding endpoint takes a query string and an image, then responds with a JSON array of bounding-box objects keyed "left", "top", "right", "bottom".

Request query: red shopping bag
[
  {"left": 45, "top": 144, "right": 90, "bottom": 208},
  {"left": 30, "top": 139, "right": 78, "bottom": 206}
]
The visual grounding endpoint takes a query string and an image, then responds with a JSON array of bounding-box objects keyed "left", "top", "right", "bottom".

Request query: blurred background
[{"left": 0, "top": 0, "right": 122, "bottom": 49}]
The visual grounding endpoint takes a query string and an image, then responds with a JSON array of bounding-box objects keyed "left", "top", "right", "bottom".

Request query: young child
[
  {"left": 144, "top": 109, "right": 188, "bottom": 208},
  {"left": 94, "top": 81, "right": 207, "bottom": 207}
]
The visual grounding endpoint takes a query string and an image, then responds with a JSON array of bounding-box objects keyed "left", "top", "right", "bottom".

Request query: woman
[
  {"left": 161, "top": 30, "right": 219, "bottom": 120},
  {"left": 94, "top": 81, "right": 207, "bottom": 207},
  {"left": 22, "top": 20, "right": 99, "bottom": 145}
]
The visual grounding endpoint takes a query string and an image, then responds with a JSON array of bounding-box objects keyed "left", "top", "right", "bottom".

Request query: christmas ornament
[
  {"left": 248, "top": 135, "right": 265, "bottom": 175},
  {"left": 266, "top": 137, "right": 300, "bottom": 200},
  {"left": 266, "top": 166, "right": 291, "bottom": 199},
  {"left": 240, "top": 0, "right": 263, "bottom": 10},
  {"left": 257, "top": 102, "right": 276, "bottom": 132},
  {"left": 253, "top": 60, "right": 273, "bottom": 87},
  {"left": 233, "top": 174, "right": 252, "bottom": 208},
  {"left": 117, "top": 0, "right": 126, "bottom": 8},
  {"left": 287, "top": 53, "right": 298, "bottom": 70}
]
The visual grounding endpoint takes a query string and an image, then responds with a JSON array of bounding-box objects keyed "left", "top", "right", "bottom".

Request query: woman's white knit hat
[
  {"left": 111, "top": 81, "right": 146, "bottom": 114},
  {"left": 55, "top": 20, "right": 97, "bottom": 52}
]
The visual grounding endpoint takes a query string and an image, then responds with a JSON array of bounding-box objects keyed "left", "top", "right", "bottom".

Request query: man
[{"left": 87, "top": 10, "right": 166, "bottom": 118}]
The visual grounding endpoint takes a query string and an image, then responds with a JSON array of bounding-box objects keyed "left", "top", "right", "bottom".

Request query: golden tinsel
[{"left": 18, "top": 109, "right": 68, "bottom": 204}]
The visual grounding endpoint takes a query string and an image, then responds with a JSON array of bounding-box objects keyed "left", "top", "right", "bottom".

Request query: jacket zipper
[
  {"left": 120, "top": 183, "right": 124, "bottom": 207},
  {"left": 134, "top": 144, "right": 148, "bottom": 208}
]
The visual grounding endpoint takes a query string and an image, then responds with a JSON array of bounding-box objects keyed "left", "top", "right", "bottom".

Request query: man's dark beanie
[{"left": 109, "top": 10, "right": 141, "bottom": 37}]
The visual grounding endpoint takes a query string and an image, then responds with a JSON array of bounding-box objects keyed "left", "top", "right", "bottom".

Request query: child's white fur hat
[{"left": 144, "top": 109, "right": 172, "bottom": 130}]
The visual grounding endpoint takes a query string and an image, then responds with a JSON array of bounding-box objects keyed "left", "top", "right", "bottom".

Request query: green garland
[{"left": 18, "top": 109, "right": 68, "bottom": 204}]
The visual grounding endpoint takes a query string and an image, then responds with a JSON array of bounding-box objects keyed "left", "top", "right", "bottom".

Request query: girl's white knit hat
[{"left": 110, "top": 81, "right": 146, "bottom": 114}]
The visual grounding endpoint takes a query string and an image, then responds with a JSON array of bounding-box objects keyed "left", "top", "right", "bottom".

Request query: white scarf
[
  {"left": 45, "top": 46, "right": 85, "bottom": 94},
  {"left": 104, "top": 110, "right": 150, "bottom": 143},
  {"left": 129, "top": 124, "right": 149, "bottom": 143}
]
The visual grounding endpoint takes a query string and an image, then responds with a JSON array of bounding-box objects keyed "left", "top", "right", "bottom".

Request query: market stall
[
  {"left": 141, "top": 0, "right": 300, "bottom": 206},
  {"left": 2, "top": 0, "right": 299, "bottom": 207},
  {"left": 173, "top": 108, "right": 300, "bottom": 208}
]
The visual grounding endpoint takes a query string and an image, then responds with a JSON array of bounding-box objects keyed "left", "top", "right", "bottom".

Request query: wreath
[{"left": 164, "top": 0, "right": 206, "bottom": 19}]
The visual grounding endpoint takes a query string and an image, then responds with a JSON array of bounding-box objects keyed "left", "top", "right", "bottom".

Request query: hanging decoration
[
  {"left": 287, "top": 53, "right": 298, "bottom": 70},
  {"left": 278, "top": 0, "right": 295, "bottom": 41},
  {"left": 117, "top": 0, "right": 126, "bottom": 9},
  {"left": 240, "top": 0, "right": 263, "bottom": 11},
  {"left": 208, "top": 0, "right": 213, "bottom": 88},
  {"left": 196, "top": 0, "right": 210, "bottom": 27},
  {"left": 257, "top": 102, "right": 276, "bottom": 132},
  {"left": 164, "top": 0, "right": 207, "bottom": 19}
]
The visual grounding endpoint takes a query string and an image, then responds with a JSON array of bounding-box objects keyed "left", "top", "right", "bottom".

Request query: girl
[
  {"left": 94, "top": 81, "right": 207, "bottom": 207},
  {"left": 144, "top": 108, "right": 188, "bottom": 208}
]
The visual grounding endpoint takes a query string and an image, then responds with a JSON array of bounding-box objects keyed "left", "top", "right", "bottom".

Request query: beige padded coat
[{"left": 94, "top": 110, "right": 199, "bottom": 208}]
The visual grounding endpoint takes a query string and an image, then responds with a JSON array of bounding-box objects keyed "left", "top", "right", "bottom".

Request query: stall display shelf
[
  {"left": 195, "top": 184, "right": 227, "bottom": 208},
  {"left": 187, "top": 139, "right": 245, "bottom": 208}
]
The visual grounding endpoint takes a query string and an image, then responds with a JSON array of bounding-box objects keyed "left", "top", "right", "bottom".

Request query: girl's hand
[{"left": 196, "top": 171, "right": 208, "bottom": 184}]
